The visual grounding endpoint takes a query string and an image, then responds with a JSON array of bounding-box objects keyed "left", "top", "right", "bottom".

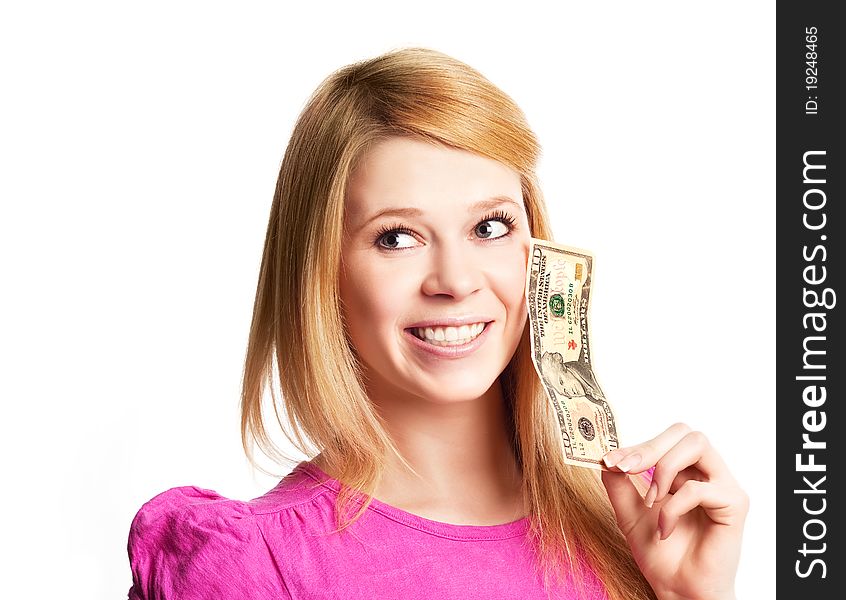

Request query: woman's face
[{"left": 340, "top": 136, "right": 531, "bottom": 405}]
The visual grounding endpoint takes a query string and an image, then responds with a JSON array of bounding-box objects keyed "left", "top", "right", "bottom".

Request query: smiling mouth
[{"left": 406, "top": 322, "right": 490, "bottom": 346}]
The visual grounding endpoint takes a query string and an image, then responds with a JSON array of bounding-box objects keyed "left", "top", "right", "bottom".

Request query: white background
[{"left": 0, "top": 2, "right": 773, "bottom": 598}]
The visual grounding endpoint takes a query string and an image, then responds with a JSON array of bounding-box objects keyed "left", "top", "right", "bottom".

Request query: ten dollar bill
[{"left": 525, "top": 238, "right": 619, "bottom": 470}]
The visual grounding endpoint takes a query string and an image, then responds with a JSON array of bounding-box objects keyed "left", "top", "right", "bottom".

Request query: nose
[{"left": 420, "top": 240, "right": 484, "bottom": 300}]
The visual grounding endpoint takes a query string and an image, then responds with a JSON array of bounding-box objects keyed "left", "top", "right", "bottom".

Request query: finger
[
  {"left": 600, "top": 470, "right": 646, "bottom": 536},
  {"left": 642, "top": 465, "right": 703, "bottom": 508},
  {"left": 667, "top": 466, "right": 704, "bottom": 494},
  {"left": 649, "top": 431, "right": 731, "bottom": 505},
  {"left": 656, "top": 480, "right": 744, "bottom": 540},
  {"left": 604, "top": 425, "right": 728, "bottom": 484},
  {"left": 603, "top": 422, "right": 692, "bottom": 473}
]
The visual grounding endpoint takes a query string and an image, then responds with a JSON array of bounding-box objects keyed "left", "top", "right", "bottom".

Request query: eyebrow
[{"left": 362, "top": 195, "right": 522, "bottom": 227}]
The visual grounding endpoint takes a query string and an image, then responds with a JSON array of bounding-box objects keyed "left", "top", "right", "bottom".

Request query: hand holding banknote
[
  {"left": 525, "top": 238, "right": 749, "bottom": 600},
  {"left": 601, "top": 424, "right": 749, "bottom": 600}
]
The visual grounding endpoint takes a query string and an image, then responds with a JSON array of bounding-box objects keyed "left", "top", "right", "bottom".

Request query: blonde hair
[{"left": 240, "top": 47, "right": 656, "bottom": 600}]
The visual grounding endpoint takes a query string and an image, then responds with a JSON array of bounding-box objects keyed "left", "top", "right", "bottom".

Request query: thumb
[{"left": 601, "top": 470, "right": 647, "bottom": 536}]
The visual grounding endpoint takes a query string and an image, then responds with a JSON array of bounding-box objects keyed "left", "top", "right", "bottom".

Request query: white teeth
[{"left": 413, "top": 322, "right": 487, "bottom": 346}]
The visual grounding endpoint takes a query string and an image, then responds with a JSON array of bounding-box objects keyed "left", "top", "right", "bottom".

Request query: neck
[{"left": 314, "top": 375, "right": 527, "bottom": 525}]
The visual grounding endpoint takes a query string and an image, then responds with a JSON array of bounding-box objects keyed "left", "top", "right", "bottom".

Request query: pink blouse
[{"left": 127, "top": 461, "right": 610, "bottom": 599}]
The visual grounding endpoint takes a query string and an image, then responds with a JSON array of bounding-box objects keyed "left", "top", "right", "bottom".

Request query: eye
[
  {"left": 475, "top": 219, "right": 510, "bottom": 240},
  {"left": 476, "top": 209, "right": 518, "bottom": 241},
  {"left": 374, "top": 224, "right": 418, "bottom": 251}
]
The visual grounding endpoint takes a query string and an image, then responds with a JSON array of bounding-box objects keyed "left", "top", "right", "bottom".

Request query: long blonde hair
[{"left": 240, "top": 47, "right": 656, "bottom": 600}]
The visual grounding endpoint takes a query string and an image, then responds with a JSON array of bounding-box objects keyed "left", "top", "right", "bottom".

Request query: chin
[{"left": 418, "top": 374, "right": 501, "bottom": 404}]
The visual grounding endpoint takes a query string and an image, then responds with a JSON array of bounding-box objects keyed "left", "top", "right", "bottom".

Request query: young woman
[{"left": 127, "top": 47, "right": 748, "bottom": 600}]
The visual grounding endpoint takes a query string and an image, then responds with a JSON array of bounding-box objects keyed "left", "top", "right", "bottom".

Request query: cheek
[
  {"left": 340, "top": 255, "right": 416, "bottom": 340},
  {"left": 490, "top": 242, "right": 529, "bottom": 309}
]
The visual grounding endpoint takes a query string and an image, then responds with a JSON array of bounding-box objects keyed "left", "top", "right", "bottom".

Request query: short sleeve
[{"left": 127, "top": 486, "right": 285, "bottom": 600}]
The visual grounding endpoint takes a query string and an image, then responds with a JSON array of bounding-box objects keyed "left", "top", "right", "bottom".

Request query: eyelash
[{"left": 373, "top": 209, "right": 518, "bottom": 252}]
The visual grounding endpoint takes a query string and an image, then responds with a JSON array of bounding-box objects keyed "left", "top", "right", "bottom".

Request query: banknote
[{"left": 525, "top": 238, "right": 619, "bottom": 470}]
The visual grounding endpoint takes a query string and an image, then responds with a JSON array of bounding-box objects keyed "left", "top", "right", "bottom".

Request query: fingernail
[
  {"left": 644, "top": 482, "right": 658, "bottom": 508},
  {"left": 616, "top": 453, "right": 642, "bottom": 473},
  {"left": 602, "top": 451, "right": 621, "bottom": 468}
]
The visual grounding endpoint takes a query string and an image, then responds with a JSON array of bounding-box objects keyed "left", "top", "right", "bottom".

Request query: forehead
[{"left": 345, "top": 137, "right": 523, "bottom": 216}]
